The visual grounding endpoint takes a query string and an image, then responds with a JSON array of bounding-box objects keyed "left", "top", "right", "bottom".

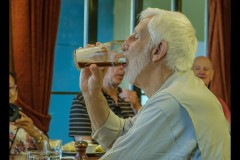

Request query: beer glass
[{"left": 74, "top": 40, "right": 126, "bottom": 69}]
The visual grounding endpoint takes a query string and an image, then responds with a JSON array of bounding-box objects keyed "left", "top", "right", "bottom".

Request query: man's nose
[
  {"left": 199, "top": 69, "right": 206, "bottom": 74},
  {"left": 122, "top": 39, "right": 130, "bottom": 52}
]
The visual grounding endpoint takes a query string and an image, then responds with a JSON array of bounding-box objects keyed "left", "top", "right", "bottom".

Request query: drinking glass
[
  {"left": 27, "top": 150, "right": 50, "bottom": 160},
  {"left": 74, "top": 40, "right": 126, "bottom": 69},
  {"left": 49, "top": 139, "right": 62, "bottom": 160},
  {"left": 86, "top": 144, "right": 98, "bottom": 153}
]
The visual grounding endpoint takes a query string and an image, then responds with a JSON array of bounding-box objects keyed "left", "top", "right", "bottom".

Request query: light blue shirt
[{"left": 93, "top": 70, "right": 230, "bottom": 160}]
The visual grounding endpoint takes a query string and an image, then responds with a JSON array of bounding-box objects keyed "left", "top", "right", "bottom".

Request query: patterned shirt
[
  {"left": 9, "top": 124, "right": 37, "bottom": 154},
  {"left": 68, "top": 87, "right": 136, "bottom": 137}
]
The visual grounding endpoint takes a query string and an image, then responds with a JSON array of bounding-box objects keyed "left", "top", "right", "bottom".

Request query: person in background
[
  {"left": 9, "top": 72, "right": 49, "bottom": 154},
  {"left": 192, "top": 56, "right": 231, "bottom": 124},
  {"left": 68, "top": 65, "right": 141, "bottom": 143},
  {"left": 79, "top": 7, "right": 230, "bottom": 159}
]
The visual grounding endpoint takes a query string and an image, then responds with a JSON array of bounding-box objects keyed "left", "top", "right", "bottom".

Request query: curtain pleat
[
  {"left": 10, "top": 0, "right": 61, "bottom": 133},
  {"left": 208, "top": 0, "right": 231, "bottom": 109}
]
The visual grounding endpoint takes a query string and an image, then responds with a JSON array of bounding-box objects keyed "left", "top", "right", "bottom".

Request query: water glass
[
  {"left": 27, "top": 150, "right": 50, "bottom": 160},
  {"left": 86, "top": 144, "right": 98, "bottom": 153},
  {"left": 49, "top": 139, "right": 62, "bottom": 159},
  {"left": 49, "top": 150, "right": 61, "bottom": 160}
]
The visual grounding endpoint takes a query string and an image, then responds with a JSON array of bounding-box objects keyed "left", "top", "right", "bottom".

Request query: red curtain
[
  {"left": 208, "top": 0, "right": 231, "bottom": 109},
  {"left": 10, "top": 0, "right": 61, "bottom": 133}
]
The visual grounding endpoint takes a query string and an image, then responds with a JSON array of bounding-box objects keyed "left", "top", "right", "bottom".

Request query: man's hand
[
  {"left": 80, "top": 42, "right": 108, "bottom": 95},
  {"left": 119, "top": 89, "right": 141, "bottom": 112}
]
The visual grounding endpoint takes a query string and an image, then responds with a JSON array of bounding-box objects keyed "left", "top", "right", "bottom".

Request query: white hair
[{"left": 139, "top": 8, "right": 198, "bottom": 72}]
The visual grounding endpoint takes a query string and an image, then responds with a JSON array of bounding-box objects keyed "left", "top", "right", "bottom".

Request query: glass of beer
[{"left": 74, "top": 40, "right": 126, "bottom": 69}]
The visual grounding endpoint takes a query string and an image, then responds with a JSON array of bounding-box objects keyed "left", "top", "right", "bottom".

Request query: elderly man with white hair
[{"left": 79, "top": 7, "right": 230, "bottom": 160}]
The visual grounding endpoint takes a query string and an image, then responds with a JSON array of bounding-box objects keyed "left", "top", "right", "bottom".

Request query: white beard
[{"left": 125, "top": 41, "right": 152, "bottom": 85}]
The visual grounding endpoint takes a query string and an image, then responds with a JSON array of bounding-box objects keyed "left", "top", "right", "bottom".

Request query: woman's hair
[{"left": 139, "top": 8, "right": 198, "bottom": 72}]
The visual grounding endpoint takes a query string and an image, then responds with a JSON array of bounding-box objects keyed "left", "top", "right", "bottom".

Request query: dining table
[
  {"left": 62, "top": 152, "right": 102, "bottom": 160},
  {"left": 9, "top": 153, "right": 101, "bottom": 160}
]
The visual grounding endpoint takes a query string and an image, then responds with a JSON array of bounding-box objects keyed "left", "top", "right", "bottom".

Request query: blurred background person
[
  {"left": 9, "top": 72, "right": 49, "bottom": 155},
  {"left": 192, "top": 56, "right": 231, "bottom": 125},
  {"left": 68, "top": 64, "right": 141, "bottom": 143}
]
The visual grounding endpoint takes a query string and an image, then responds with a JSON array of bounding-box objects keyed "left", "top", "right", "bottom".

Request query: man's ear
[{"left": 152, "top": 41, "right": 168, "bottom": 62}]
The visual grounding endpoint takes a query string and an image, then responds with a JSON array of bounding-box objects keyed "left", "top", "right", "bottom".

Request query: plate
[{"left": 87, "top": 152, "right": 105, "bottom": 157}]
